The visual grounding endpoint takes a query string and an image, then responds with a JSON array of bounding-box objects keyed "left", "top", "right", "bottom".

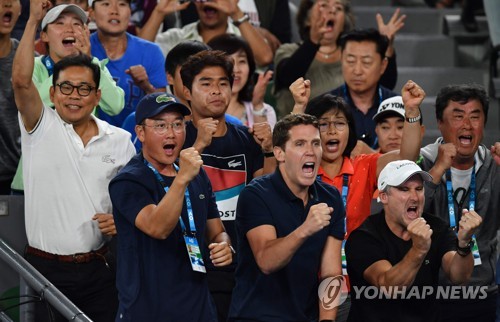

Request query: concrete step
[
  {"left": 443, "top": 14, "right": 490, "bottom": 41},
  {"left": 394, "top": 34, "right": 456, "bottom": 67},
  {"left": 353, "top": 7, "right": 456, "bottom": 35},
  {"left": 395, "top": 66, "right": 487, "bottom": 97}
]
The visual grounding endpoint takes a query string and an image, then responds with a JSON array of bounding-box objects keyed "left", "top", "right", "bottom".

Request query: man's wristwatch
[
  {"left": 405, "top": 113, "right": 421, "bottom": 123},
  {"left": 232, "top": 14, "right": 250, "bottom": 27},
  {"left": 456, "top": 239, "right": 474, "bottom": 257}
]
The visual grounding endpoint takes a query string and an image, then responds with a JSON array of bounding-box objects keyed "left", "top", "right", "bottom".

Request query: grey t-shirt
[{"left": 0, "top": 39, "right": 21, "bottom": 182}]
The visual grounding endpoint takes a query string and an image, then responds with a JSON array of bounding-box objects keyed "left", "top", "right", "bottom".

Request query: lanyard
[
  {"left": 341, "top": 174, "right": 348, "bottom": 233},
  {"left": 41, "top": 55, "right": 56, "bottom": 76},
  {"left": 445, "top": 163, "right": 476, "bottom": 229},
  {"left": 144, "top": 159, "right": 196, "bottom": 235}
]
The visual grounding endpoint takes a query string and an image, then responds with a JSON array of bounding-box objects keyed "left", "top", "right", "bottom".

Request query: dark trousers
[
  {"left": 440, "top": 290, "right": 497, "bottom": 322},
  {"left": 25, "top": 250, "right": 118, "bottom": 322},
  {"left": 207, "top": 270, "right": 235, "bottom": 322}
]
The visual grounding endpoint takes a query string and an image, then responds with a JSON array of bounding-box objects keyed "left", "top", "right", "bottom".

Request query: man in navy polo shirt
[
  {"left": 109, "top": 92, "right": 233, "bottom": 321},
  {"left": 229, "top": 113, "right": 346, "bottom": 321}
]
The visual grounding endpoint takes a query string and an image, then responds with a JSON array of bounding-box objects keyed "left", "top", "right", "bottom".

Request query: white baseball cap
[
  {"left": 373, "top": 96, "right": 405, "bottom": 123},
  {"left": 378, "top": 160, "right": 432, "bottom": 191},
  {"left": 41, "top": 4, "right": 88, "bottom": 30}
]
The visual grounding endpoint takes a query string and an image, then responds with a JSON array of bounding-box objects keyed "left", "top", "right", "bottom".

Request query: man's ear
[
  {"left": 379, "top": 190, "right": 389, "bottom": 205},
  {"left": 135, "top": 125, "right": 145, "bottom": 143},
  {"left": 183, "top": 85, "right": 192, "bottom": 101},
  {"left": 273, "top": 146, "right": 285, "bottom": 163},
  {"left": 167, "top": 73, "right": 175, "bottom": 87}
]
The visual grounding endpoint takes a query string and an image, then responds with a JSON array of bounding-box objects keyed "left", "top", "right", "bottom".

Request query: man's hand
[
  {"left": 153, "top": 0, "right": 190, "bottom": 16},
  {"left": 298, "top": 203, "right": 333, "bottom": 238},
  {"left": 434, "top": 143, "right": 457, "bottom": 173},
  {"left": 457, "top": 209, "right": 482, "bottom": 247},
  {"left": 289, "top": 77, "right": 311, "bottom": 114},
  {"left": 92, "top": 213, "right": 116, "bottom": 236},
  {"left": 208, "top": 241, "right": 233, "bottom": 267},
  {"left": 249, "top": 122, "right": 272, "bottom": 153},
  {"left": 125, "top": 65, "right": 155, "bottom": 94},
  {"left": 401, "top": 80, "right": 425, "bottom": 118},
  {"left": 376, "top": 8, "right": 406, "bottom": 46},
  {"left": 491, "top": 142, "right": 500, "bottom": 166},
  {"left": 193, "top": 117, "right": 218, "bottom": 151},
  {"left": 177, "top": 147, "right": 203, "bottom": 184},
  {"left": 407, "top": 217, "right": 432, "bottom": 255},
  {"left": 203, "top": 0, "right": 241, "bottom": 21}
]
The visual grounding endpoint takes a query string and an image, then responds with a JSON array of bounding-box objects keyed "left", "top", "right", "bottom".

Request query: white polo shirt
[{"left": 20, "top": 106, "right": 136, "bottom": 255}]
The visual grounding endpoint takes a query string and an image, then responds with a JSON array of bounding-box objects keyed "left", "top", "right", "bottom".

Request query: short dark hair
[
  {"left": 165, "top": 40, "right": 211, "bottom": 76},
  {"left": 435, "top": 84, "right": 489, "bottom": 124},
  {"left": 273, "top": 113, "right": 319, "bottom": 150},
  {"left": 208, "top": 34, "right": 256, "bottom": 103},
  {"left": 339, "top": 28, "right": 389, "bottom": 59},
  {"left": 305, "top": 94, "right": 357, "bottom": 157},
  {"left": 297, "top": 0, "right": 354, "bottom": 42},
  {"left": 180, "top": 50, "right": 234, "bottom": 92},
  {"left": 91, "top": 0, "right": 131, "bottom": 9},
  {"left": 53, "top": 53, "right": 100, "bottom": 88}
]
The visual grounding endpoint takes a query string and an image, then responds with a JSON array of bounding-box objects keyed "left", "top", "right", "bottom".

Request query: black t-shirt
[{"left": 346, "top": 211, "right": 456, "bottom": 322}]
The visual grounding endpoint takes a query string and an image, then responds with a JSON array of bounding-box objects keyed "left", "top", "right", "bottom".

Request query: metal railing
[{"left": 0, "top": 238, "right": 92, "bottom": 322}]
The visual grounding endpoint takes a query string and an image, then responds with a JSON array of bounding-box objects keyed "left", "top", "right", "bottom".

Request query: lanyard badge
[
  {"left": 145, "top": 159, "right": 206, "bottom": 273},
  {"left": 446, "top": 165, "right": 481, "bottom": 266}
]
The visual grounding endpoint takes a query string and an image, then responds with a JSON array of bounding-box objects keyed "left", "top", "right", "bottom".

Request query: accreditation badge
[
  {"left": 471, "top": 235, "right": 481, "bottom": 266},
  {"left": 184, "top": 235, "right": 206, "bottom": 273}
]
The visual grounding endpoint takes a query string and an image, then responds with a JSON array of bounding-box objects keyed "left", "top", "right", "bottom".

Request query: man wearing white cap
[
  {"left": 346, "top": 160, "right": 482, "bottom": 322},
  {"left": 373, "top": 95, "right": 424, "bottom": 154}
]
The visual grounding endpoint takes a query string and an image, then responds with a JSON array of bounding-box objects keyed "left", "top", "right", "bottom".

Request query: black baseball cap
[{"left": 135, "top": 93, "right": 191, "bottom": 125}]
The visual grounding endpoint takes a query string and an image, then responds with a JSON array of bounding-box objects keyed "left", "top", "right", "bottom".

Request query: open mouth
[
  {"left": 459, "top": 135, "right": 473, "bottom": 146},
  {"left": 62, "top": 37, "right": 76, "bottom": 46},
  {"left": 407, "top": 206, "right": 419, "bottom": 220},
  {"left": 108, "top": 19, "right": 120, "bottom": 25},
  {"left": 203, "top": 6, "right": 218, "bottom": 15},
  {"left": 2, "top": 12, "right": 13, "bottom": 23},
  {"left": 326, "top": 19, "right": 334, "bottom": 29},
  {"left": 325, "top": 139, "right": 340, "bottom": 153},
  {"left": 163, "top": 143, "right": 175, "bottom": 155},
  {"left": 66, "top": 104, "right": 81, "bottom": 110},
  {"left": 302, "top": 162, "right": 315, "bottom": 174}
]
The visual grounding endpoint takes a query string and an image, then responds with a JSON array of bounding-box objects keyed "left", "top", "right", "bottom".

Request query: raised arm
[
  {"left": 363, "top": 217, "right": 431, "bottom": 288},
  {"left": 376, "top": 80, "right": 425, "bottom": 176},
  {"left": 211, "top": 0, "right": 272, "bottom": 66},
  {"left": 12, "top": 0, "right": 48, "bottom": 132},
  {"left": 137, "top": 0, "right": 190, "bottom": 41},
  {"left": 441, "top": 209, "right": 481, "bottom": 285},
  {"left": 247, "top": 203, "right": 332, "bottom": 275},
  {"left": 134, "top": 147, "right": 202, "bottom": 239}
]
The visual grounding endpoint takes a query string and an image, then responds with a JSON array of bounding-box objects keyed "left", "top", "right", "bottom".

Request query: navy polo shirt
[
  {"left": 109, "top": 153, "right": 218, "bottom": 321},
  {"left": 229, "top": 169, "right": 345, "bottom": 321},
  {"left": 329, "top": 84, "right": 397, "bottom": 148}
]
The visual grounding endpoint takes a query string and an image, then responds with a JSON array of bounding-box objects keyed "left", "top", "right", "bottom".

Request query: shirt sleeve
[
  {"left": 93, "top": 57, "right": 125, "bottom": 116},
  {"left": 144, "top": 44, "right": 168, "bottom": 89},
  {"left": 236, "top": 185, "right": 274, "bottom": 235}
]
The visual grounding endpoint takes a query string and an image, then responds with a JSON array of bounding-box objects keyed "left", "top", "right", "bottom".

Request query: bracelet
[
  {"left": 456, "top": 239, "right": 473, "bottom": 257},
  {"left": 405, "top": 113, "right": 421, "bottom": 124},
  {"left": 232, "top": 14, "right": 250, "bottom": 27},
  {"left": 263, "top": 151, "right": 274, "bottom": 158},
  {"left": 251, "top": 107, "right": 268, "bottom": 117}
]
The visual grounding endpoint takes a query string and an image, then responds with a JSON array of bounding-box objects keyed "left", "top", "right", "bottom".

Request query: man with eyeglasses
[
  {"left": 109, "top": 92, "right": 233, "bottom": 321},
  {"left": 10, "top": 0, "right": 125, "bottom": 194},
  {"left": 12, "top": 1, "right": 135, "bottom": 320}
]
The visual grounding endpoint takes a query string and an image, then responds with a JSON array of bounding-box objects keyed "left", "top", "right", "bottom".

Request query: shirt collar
[{"left": 270, "top": 168, "right": 319, "bottom": 203}]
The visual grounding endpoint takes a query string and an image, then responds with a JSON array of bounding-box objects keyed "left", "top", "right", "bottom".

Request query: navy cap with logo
[{"left": 135, "top": 93, "right": 191, "bottom": 125}]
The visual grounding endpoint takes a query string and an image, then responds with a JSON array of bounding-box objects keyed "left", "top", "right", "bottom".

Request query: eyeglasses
[
  {"left": 318, "top": 120, "right": 348, "bottom": 132},
  {"left": 56, "top": 82, "right": 96, "bottom": 97},
  {"left": 141, "top": 121, "right": 185, "bottom": 135}
]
